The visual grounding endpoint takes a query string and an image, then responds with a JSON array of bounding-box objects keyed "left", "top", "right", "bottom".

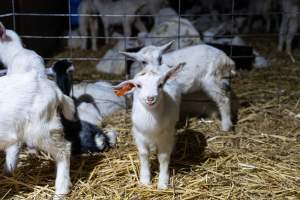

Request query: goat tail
[
  {"left": 60, "top": 94, "right": 76, "bottom": 121},
  {"left": 214, "top": 53, "right": 236, "bottom": 80}
]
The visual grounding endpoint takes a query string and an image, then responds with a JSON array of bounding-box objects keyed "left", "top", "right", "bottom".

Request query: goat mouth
[{"left": 146, "top": 101, "right": 157, "bottom": 106}]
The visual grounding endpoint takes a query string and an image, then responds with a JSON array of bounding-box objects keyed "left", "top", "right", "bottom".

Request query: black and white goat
[{"left": 47, "top": 60, "right": 117, "bottom": 154}]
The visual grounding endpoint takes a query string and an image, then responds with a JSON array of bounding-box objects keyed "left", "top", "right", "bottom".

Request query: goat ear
[
  {"left": 0, "top": 22, "right": 6, "bottom": 40},
  {"left": 113, "top": 81, "right": 136, "bottom": 96},
  {"left": 119, "top": 51, "right": 140, "bottom": 61},
  {"left": 159, "top": 40, "right": 175, "bottom": 53},
  {"left": 163, "top": 62, "right": 186, "bottom": 83}
]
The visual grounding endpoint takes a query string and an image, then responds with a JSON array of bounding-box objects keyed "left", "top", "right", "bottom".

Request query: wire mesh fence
[
  {"left": 0, "top": 0, "right": 298, "bottom": 104},
  {"left": 0, "top": 0, "right": 283, "bottom": 61}
]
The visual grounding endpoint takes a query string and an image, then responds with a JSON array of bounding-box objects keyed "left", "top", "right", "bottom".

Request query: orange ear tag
[{"left": 114, "top": 83, "right": 135, "bottom": 96}]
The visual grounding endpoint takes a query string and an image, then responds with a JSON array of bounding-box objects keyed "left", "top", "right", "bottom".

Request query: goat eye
[
  {"left": 158, "top": 83, "right": 163, "bottom": 89},
  {"left": 136, "top": 84, "right": 142, "bottom": 88}
]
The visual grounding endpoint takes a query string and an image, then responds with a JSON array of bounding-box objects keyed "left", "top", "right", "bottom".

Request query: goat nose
[{"left": 147, "top": 96, "right": 155, "bottom": 102}]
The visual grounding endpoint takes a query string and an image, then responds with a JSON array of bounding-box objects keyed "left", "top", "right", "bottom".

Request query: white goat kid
[
  {"left": 121, "top": 41, "right": 236, "bottom": 131},
  {"left": 0, "top": 22, "right": 75, "bottom": 198},
  {"left": 0, "top": 71, "right": 75, "bottom": 198},
  {"left": 113, "top": 63, "right": 185, "bottom": 189}
]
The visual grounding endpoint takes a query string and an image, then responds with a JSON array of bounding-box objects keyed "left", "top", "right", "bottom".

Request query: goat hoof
[
  {"left": 53, "top": 189, "right": 70, "bottom": 200},
  {"left": 53, "top": 194, "right": 67, "bottom": 200},
  {"left": 221, "top": 127, "right": 232, "bottom": 132},
  {"left": 221, "top": 122, "right": 233, "bottom": 132},
  {"left": 140, "top": 178, "right": 151, "bottom": 187},
  {"left": 157, "top": 182, "right": 168, "bottom": 189},
  {"left": 3, "top": 165, "right": 14, "bottom": 176}
]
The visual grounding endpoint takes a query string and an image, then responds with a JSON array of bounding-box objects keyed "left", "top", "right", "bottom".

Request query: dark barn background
[{"left": 0, "top": 0, "right": 68, "bottom": 57}]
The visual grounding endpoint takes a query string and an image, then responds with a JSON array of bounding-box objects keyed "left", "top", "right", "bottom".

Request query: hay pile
[{"left": 1, "top": 39, "right": 300, "bottom": 199}]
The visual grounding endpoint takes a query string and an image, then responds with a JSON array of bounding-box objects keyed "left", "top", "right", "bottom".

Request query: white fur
[
  {"left": 94, "top": 134, "right": 107, "bottom": 150},
  {"left": 114, "top": 64, "right": 182, "bottom": 188},
  {"left": 0, "top": 24, "right": 75, "bottom": 197},
  {"left": 73, "top": 81, "right": 126, "bottom": 124},
  {"left": 0, "top": 29, "right": 46, "bottom": 76},
  {"left": 121, "top": 42, "right": 236, "bottom": 131},
  {"left": 0, "top": 71, "right": 74, "bottom": 197},
  {"left": 253, "top": 50, "right": 269, "bottom": 68}
]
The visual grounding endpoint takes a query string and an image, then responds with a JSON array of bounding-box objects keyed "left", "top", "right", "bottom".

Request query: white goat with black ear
[
  {"left": 47, "top": 60, "right": 117, "bottom": 154},
  {"left": 120, "top": 41, "right": 236, "bottom": 131},
  {"left": 113, "top": 63, "right": 185, "bottom": 189}
]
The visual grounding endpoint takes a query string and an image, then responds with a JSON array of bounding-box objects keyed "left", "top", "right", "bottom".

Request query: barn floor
[{"left": 1, "top": 38, "right": 300, "bottom": 200}]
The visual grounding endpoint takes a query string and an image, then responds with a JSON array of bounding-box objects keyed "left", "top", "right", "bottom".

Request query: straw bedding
[{"left": 1, "top": 38, "right": 300, "bottom": 200}]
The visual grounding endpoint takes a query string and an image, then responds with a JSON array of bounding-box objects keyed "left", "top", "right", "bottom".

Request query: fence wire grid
[
  {"left": 0, "top": 0, "right": 291, "bottom": 61},
  {"left": 0, "top": 0, "right": 299, "bottom": 104}
]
